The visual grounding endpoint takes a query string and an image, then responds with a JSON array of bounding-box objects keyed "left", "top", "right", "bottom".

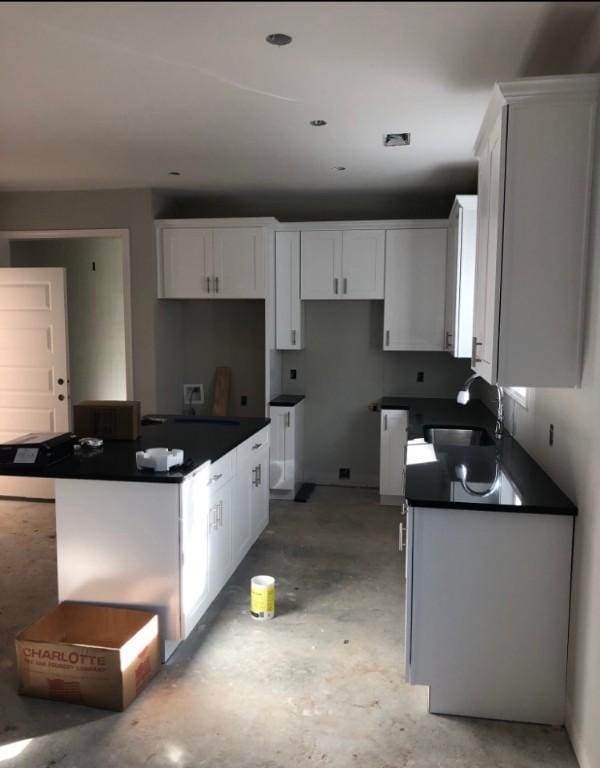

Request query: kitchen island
[
  {"left": 0, "top": 416, "right": 271, "bottom": 659},
  {"left": 380, "top": 397, "right": 576, "bottom": 726}
]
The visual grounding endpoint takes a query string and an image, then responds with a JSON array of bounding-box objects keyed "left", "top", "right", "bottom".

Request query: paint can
[{"left": 250, "top": 575, "right": 275, "bottom": 620}]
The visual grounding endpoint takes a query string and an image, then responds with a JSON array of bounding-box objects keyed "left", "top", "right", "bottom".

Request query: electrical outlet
[
  {"left": 339, "top": 467, "right": 351, "bottom": 480},
  {"left": 241, "top": 395, "right": 248, "bottom": 406},
  {"left": 290, "top": 369, "right": 297, "bottom": 380},
  {"left": 417, "top": 371, "right": 424, "bottom": 382},
  {"left": 183, "top": 383, "right": 204, "bottom": 405}
]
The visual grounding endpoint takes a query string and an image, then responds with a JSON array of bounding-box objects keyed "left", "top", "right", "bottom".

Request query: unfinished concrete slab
[{"left": 0, "top": 487, "right": 578, "bottom": 767}]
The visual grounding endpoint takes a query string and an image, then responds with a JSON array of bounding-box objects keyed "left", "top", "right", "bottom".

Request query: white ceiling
[{"left": 0, "top": 2, "right": 592, "bottom": 198}]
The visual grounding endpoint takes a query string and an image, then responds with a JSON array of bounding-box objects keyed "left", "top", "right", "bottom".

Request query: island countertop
[
  {"left": 0, "top": 415, "right": 270, "bottom": 484},
  {"left": 379, "top": 397, "right": 576, "bottom": 515}
]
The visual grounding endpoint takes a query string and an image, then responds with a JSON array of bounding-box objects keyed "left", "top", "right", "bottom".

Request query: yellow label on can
[{"left": 250, "top": 583, "right": 275, "bottom": 618}]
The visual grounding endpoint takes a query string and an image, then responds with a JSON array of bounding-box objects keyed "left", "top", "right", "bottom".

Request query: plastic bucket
[{"left": 250, "top": 575, "right": 275, "bottom": 620}]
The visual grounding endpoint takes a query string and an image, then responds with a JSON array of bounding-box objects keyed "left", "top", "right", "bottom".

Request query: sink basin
[{"left": 423, "top": 425, "right": 494, "bottom": 447}]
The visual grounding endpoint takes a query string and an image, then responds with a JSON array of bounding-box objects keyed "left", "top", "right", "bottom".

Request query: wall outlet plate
[
  {"left": 339, "top": 467, "right": 351, "bottom": 480},
  {"left": 183, "top": 383, "right": 204, "bottom": 405}
]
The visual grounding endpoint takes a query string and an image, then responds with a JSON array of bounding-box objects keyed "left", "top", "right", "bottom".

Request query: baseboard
[{"left": 566, "top": 697, "right": 590, "bottom": 768}]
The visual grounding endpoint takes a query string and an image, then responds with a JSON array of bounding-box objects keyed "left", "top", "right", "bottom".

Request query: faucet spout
[{"left": 456, "top": 374, "right": 504, "bottom": 439}]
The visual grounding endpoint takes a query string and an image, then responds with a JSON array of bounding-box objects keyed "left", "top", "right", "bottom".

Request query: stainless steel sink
[{"left": 423, "top": 425, "right": 494, "bottom": 447}]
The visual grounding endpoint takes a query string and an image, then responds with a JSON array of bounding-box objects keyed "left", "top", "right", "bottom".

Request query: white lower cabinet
[
  {"left": 404, "top": 504, "right": 573, "bottom": 725},
  {"left": 55, "top": 428, "right": 270, "bottom": 660},
  {"left": 269, "top": 400, "right": 304, "bottom": 499},
  {"left": 379, "top": 409, "right": 408, "bottom": 505}
]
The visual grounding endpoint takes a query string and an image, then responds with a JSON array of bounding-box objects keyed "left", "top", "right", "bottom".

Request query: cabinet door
[
  {"left": 380, "top": 410, "right": 408, "bottom": 499},
  {"left": 383, "top": 228, "right": 447, "bottom": 351},
  {"left": 269, "top": 407, "right": 295, "bottom": 491},
  {"left": 300, "top": 231, "right": 342, "bottom": 299},
  {"left": 341, "top": 230, "right": 385, "bottom": 299},
  {"left": 251, "top": 444, "right": 270, "bottom": 539},
  {"left": 208, "top": 480, "right": 232, "bottom": 600},
  {"left": 180, "top": 467, "right": 210, "bottom": 638},
  {"left": 213, "top": 228, "right": 265, "bottom": 298},
  {"left": 232, "top": 459, "right": 253, "bottom": 564},
  {"left": 160, "top": 228, "right": 213, "bottom": 298},
  {"left": 444, "top": 207, "right": 460, "bottom": 354},
  {"left": 473, "top": 111, "right": 505, "bottom": 382},
  {"left": 275, "top": 232, "right": 303, "bottom": 349}
]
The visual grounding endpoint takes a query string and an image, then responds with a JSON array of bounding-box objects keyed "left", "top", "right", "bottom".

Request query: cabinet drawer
[
  {"left": 237, "top": 427, "right": 270, "bottom": 465},
  {"left": 207, "top": 450, "right": 235, "bottom": 493}
]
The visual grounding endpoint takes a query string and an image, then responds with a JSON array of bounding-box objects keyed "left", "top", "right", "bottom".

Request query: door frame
[{"left": 0, "top": 228, "right": 134, "bottom": 400}]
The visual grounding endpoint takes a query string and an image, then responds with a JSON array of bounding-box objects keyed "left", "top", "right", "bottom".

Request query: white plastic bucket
[{"left": 250, "top": 575, "right": 275, "bottom": 620}]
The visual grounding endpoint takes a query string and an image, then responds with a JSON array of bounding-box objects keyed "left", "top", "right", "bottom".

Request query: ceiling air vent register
[{"left": 383, "top": 133, "right": 411, "bottom": 146}]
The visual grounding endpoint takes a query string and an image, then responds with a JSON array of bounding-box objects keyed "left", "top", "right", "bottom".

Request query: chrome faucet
[{"left": 457, "top": 373, "right": 504, "bottom": 439}]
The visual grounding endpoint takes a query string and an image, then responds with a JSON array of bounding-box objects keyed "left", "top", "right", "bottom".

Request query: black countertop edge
[
  {"left": 408, "top": 499, "right": 576, "bottom": 515},
  {"left": 269, "top": 394, "right": 305, "bottom": 407},
  {"left": 0, "top": 416, "right": 271, "bottom": 485}
]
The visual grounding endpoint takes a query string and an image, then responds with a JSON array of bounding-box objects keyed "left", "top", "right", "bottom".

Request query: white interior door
[{"left": 0, "top": 267, "right": 69, "bottom": 498}]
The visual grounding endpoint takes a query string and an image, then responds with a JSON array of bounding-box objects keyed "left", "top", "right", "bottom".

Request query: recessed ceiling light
[
  {"left": 310, "top": 120, "right": 327, "bottom": 127},
  {"left": 383, "top": 132, "right": 411, "bottom": 146},
  {"left": 334, "top": 166, "right": 347, "bottom": 171},
  {"left": 266, "top": 33, "right": 292, "bottom": 46},
  {"left": 168, "top": 171, "right": 181, "bottom": 176}
]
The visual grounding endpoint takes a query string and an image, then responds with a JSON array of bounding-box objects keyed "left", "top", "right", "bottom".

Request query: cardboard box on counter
[
  {"left": 15, "top": 603, "right": 160, "bottom": 711},
  {"left": 73, "top": 401, "right": 141, "bottom": 440}
]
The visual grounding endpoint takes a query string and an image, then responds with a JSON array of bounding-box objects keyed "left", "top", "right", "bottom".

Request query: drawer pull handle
[{"left": 252, "top": 442, "right": 262, "bottom": 450}]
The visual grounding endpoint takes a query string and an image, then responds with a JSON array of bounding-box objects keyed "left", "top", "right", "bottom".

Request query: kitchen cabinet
[
  {"left": 471, "top": 74, "right": 599, "bottom": 386},
  {"left": 300, "top": 229, "right": 384, "bottom": 299},
  {"left": 157, "top": 223, "right": 266, "bottom": 299},
  {"left": 379, "top": 408, "right": 408, "bottom": 505},
  {"left": 383, "top": 228, "right": 447, "bottom": 351},
  {"left": 404, "top": 503, "right": 573, "bottom": 724},
  {"left": 444, "top": 196, "right": 477, "bottom": 358},
  {"left": 275, "top": 232, "right": 304, "bottom": 349},
  {"left": 236, "top": 425, "right": 271, "bottom": 544},
  {"left": 55, "top": 426, "right": 270, "bottom": 660},
  {"left": 269, "top": 398, "right": 304, "bottom": 499}
]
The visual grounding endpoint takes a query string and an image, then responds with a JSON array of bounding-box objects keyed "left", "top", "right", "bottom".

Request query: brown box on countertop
[
  {"left": 15, "top": 603, "right": 160, "bottom": 711},
  {"left": 73, "top": 400, "right": 141, "bottom": 440}
]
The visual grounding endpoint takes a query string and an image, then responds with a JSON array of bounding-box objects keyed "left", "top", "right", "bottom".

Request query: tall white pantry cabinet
[{"left": 472, "top": 74, "right": 600, "bottom": 386}]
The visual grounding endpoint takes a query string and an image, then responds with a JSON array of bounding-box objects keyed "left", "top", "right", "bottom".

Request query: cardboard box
[
  {"left": 73, "top": 401, "right": 141, "bottom": 440},
  {"left": 16, "top": 603, "right": 160, "bottom": 711}
]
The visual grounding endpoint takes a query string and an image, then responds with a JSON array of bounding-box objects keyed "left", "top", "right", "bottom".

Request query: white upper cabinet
[
  {"left": 472, "top": 75, "right": 599, "bottom": 386},
  {"left": 300, "top": 231, "right": 342, "bottom": 299},
  {"left": 213, "top": 228, "right": 265, "bottom": 298},
  {"left": 157, "top": 222, "right": 268, "bottom": 299},
  {"left": 340, "top": 230, "right": 385, "bottom": 298},
  {"left": 160, "top": 228, "right": 213, "bottom": 298},
  {"left": 444, "top": 196, "right": 478, "bottom": 359},
  {"left": 275, "top": 232, "right": 304, "bottom": 349},
  {"left": 383, "top": 228, "right": 447, "bottom": 351},
  {"left": 300, "top": 229, "right": 384, "bottom": 299}
]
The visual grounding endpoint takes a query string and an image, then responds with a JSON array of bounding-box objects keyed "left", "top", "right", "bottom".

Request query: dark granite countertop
[
  {"left": 0, "top": 416, "right": 270, "bottom": 484},
  {"left": 269, "top": 395, "right": 305, "bottom": 407},
  {"left": 379, "top": 397, "right": 576, "bottom": 515}
]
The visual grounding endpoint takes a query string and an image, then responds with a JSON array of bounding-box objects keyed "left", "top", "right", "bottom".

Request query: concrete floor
[{"left": 0, "top": 486, "right": 578, "bottom": 768}]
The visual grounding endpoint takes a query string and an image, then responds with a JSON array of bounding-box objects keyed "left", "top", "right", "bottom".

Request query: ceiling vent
[{"left": 383, "top": 132, "right": 411, "bottom": 147}]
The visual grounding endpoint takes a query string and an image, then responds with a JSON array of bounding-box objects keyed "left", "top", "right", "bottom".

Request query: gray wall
[
  {"left": 282, "top": 301, "right": 473, "bottom": 487},
  {"left": 10, "top": 238, "right": 127, "bottom": 406},
  {"left": 156, "top": 300, "right": 265, "bottom": 418},
  {"left": 0, "top": 189, "right": 160, "bottom": 411}
]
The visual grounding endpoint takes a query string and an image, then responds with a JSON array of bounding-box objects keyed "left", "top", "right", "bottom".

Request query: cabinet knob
[
  {"left": 57, "top": 377, "right": 65, "bottom": 386},
  {"left": 58, "top": 394, "right": 65, "bottom": 401}
]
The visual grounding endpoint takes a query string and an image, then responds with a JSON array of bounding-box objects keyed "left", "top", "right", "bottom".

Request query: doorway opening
[{"left": 0, "top": 228, "right": 132, "bottom": 499}]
